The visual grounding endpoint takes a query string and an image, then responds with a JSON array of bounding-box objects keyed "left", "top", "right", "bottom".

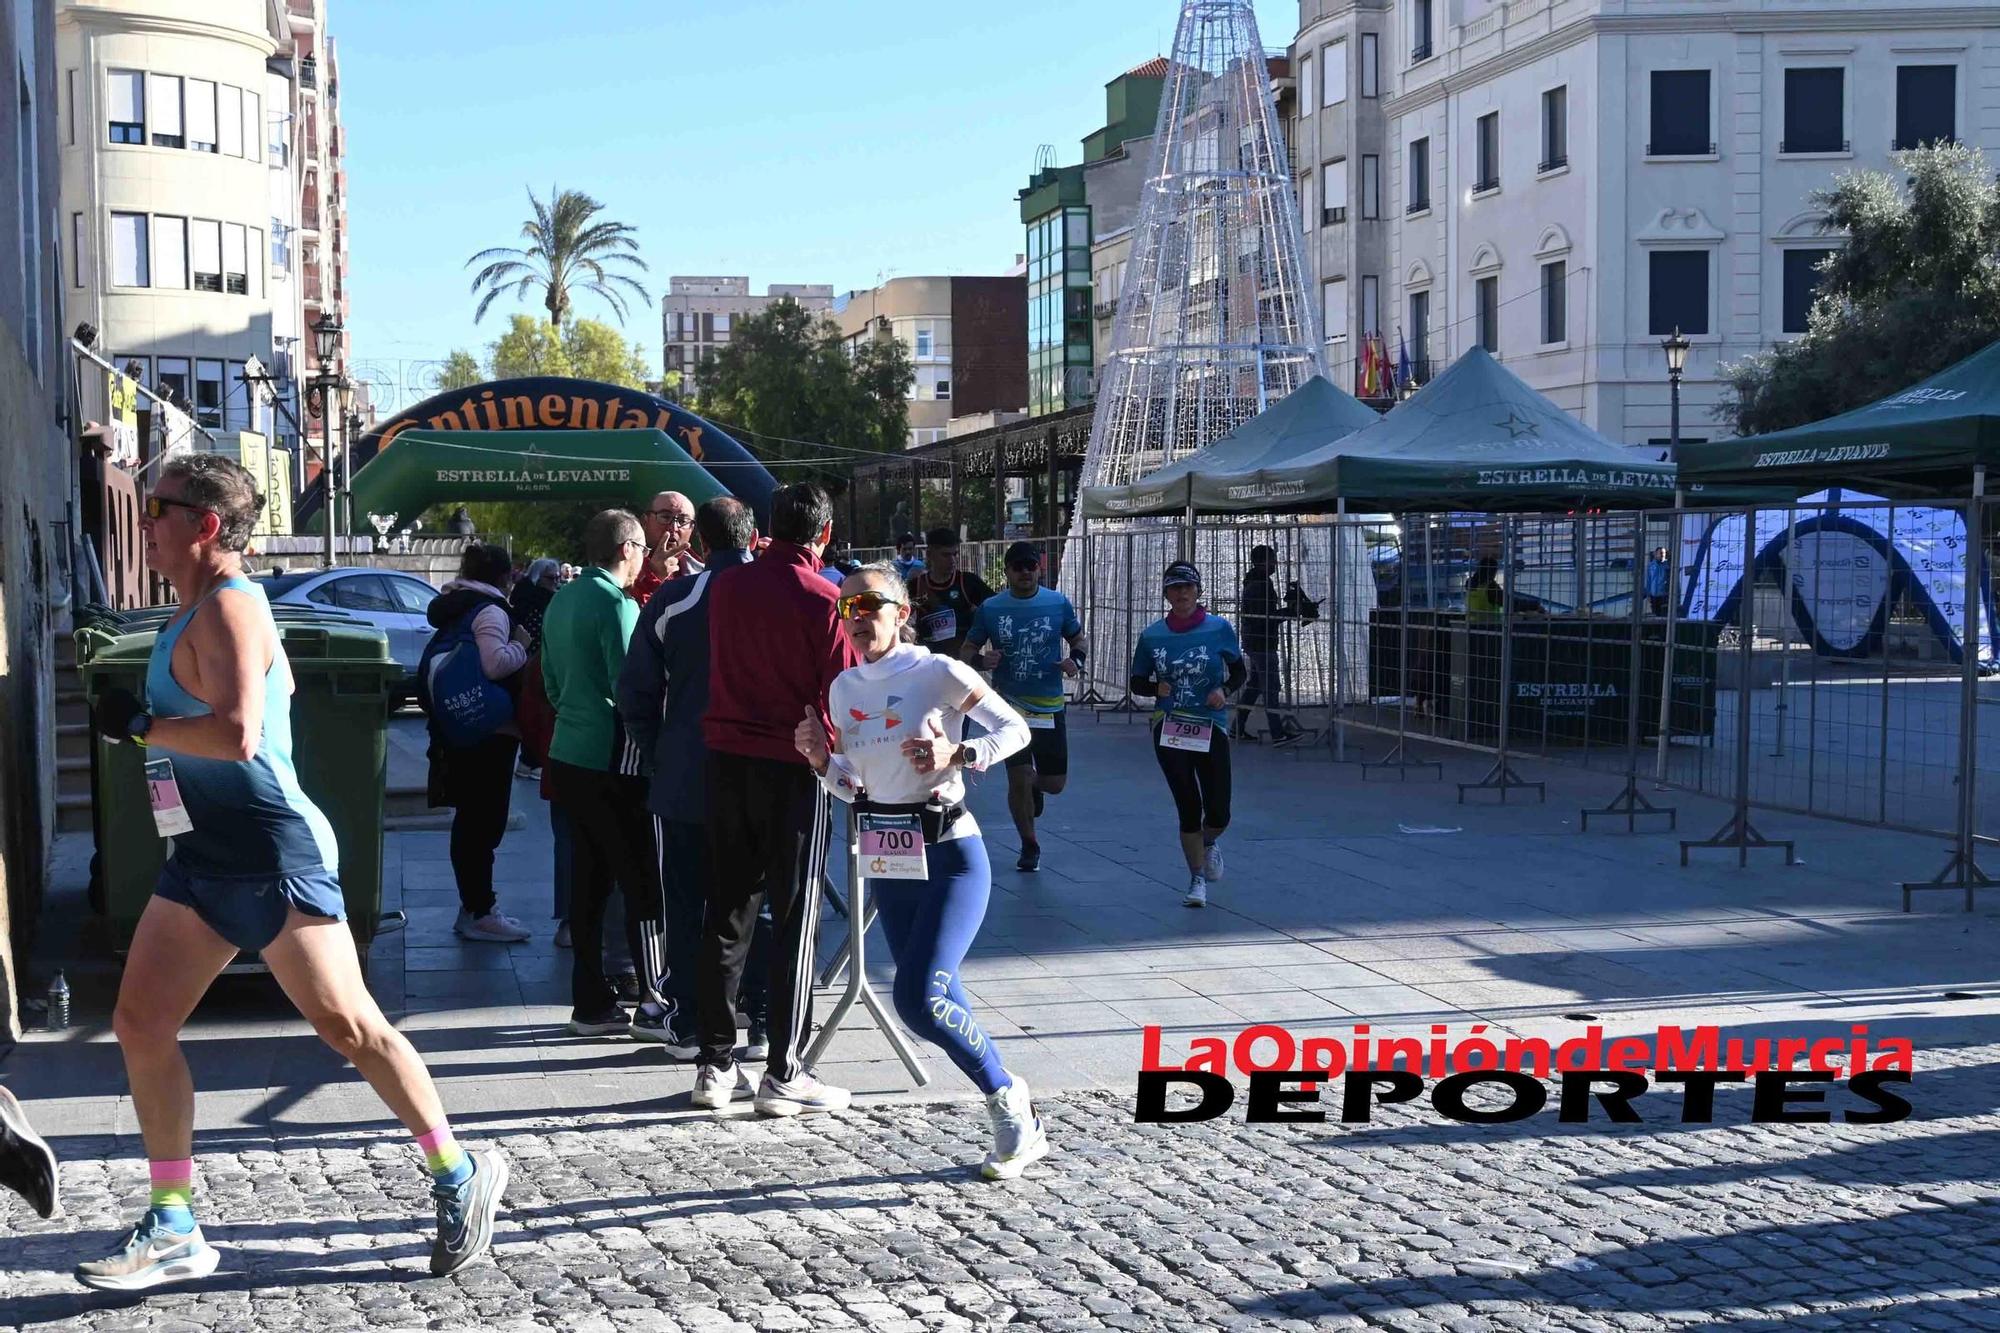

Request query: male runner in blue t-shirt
[{"left": 964, "top": 542, "right": 1088, "bottom": 871}]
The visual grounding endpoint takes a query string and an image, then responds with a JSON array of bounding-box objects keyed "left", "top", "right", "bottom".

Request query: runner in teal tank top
[{"left": 75, "top": 454, "right": 505, "bottom": 1293}]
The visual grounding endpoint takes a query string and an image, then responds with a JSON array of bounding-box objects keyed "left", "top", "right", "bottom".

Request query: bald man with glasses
[{"left": 632, "top": 492, "right": 704, "bottom": 605}]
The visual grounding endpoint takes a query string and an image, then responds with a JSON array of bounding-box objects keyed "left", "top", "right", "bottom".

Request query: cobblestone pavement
[{"left": 4, "top": 1044, "right": 1998, "bottom": 1332}]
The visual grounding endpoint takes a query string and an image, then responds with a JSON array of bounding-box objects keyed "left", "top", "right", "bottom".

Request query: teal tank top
[{"left": 145, "top": 576, "right": 339, "bottom": 877}]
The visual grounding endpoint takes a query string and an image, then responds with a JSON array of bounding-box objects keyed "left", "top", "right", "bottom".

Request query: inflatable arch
[{"left": 296, "top": 376, "right": 776, "bottom": 531}]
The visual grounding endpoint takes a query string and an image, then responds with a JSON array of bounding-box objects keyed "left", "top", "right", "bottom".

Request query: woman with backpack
[{"left": 423, "top": 542, "right": 534, "bottom": 944}]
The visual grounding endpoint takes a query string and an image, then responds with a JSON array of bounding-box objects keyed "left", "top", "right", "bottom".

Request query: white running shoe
[
  {"left": 456, "top": 910, "right": 531, "bottom": 943},
  {"left": 981, "top": 1075, "right": 1050, "bottom": 1180},
  {"left": 1202, "top": 842, "right": 1224, "bottom": 881},
  {"left": 0, "top": 1083, "right": 58, "bottom": 1219},
  {"left": 1184, "top": 874, "right": 1209, "bottom": 908},
  {"left": 755, "top": 1070, "right": 852, "bottom": 1117},
  {"left": 690, "top": 1062, "right": 757, "bottom": 1110},
  {"left": 75, "top": 1217, "right": 221, "bottom": 1292}
]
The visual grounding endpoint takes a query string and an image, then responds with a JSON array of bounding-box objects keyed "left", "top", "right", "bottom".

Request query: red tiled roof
[{"left": 1126, "top": 56, "right": 1170, "bottom": 78}]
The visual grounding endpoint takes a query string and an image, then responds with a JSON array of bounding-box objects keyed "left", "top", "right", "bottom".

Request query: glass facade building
[{"left": 1026, "top": 195, "right": 1094, "bottom": 416}]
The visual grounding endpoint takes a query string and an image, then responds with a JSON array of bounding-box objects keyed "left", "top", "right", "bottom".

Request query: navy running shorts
[{"left": 154, "top": 858, "right": 347, "bottom": 952}]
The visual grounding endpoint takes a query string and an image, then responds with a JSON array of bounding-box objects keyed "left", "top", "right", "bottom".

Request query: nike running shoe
[
  {"left": 1184, "top": 874, "right": 1208, "bottom": 908},
  {"left": 982, "top": 1075, "right": 1050, "bottom": 1180},
  {"left": 75, "top": 1217, "right": 220, "bottom": 1292},
  {"left": 1202, "top": 842, "right": 1224, "bottom": 881},
  {"left": 0, "top": 1084, "right": 57, "bottom": 1218},
  {"left": 430, "top": 1149, "right": 507, "bottom": 1277},
  {"left": 1016, "top": 843, "right": 1041, "bottom": 873}
]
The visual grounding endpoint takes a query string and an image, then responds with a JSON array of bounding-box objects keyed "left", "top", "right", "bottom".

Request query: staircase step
[
  {"left": 56, "top": 793, "right": 92, "bottom": 834},
  {"left": 385, "top": 785, "right": 429, "bottom": 819}
]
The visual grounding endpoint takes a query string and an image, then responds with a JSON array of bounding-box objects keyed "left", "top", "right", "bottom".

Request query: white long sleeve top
[{"left": 820, "top": 642, "right": 1029, "bottom": 840}]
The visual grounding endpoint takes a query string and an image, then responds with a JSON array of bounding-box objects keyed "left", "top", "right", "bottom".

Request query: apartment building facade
[
  {"left": 831, "top": 276, "right": 1027, "bottom": 448},
  {"left": 1, "top": 0, "right": 77, "bottom": 1035},
  {"left": 56, "top": 0, "right": 350, "bottom": 472},
  {"left": 660, "top": 275, "right": 833, "bottom": 401},
  {"left": 1289, "top": 0, "right": 2000, "bottom": 442}
]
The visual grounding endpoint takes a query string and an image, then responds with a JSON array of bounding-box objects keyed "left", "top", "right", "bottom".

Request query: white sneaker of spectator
[{"left": 455, "top": 909, "right": 531, "bottom": 943}]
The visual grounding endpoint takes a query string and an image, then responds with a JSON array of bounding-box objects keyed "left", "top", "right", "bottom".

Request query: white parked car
[{"left": 254, "top": 566, "right": 440, "bottom": 701}]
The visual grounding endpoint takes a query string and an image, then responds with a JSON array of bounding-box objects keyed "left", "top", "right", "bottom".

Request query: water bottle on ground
[{"left": 46, "top": 972, "right": 69, "bottom": 1031}]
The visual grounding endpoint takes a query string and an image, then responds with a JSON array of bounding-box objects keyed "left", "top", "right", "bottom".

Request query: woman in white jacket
[{"left": 793, "top": 563, "right": 1050, "bottom": 1179}]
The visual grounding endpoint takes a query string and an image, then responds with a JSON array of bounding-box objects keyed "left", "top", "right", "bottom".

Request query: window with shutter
[
  {"left": 110, "top": 212, "right": 148, "bottom": 286},
  {"left": 149, "top": 74, "right": 183, "bottom": 147},
  {"left": 1895, "top": 65, "right": 1956, "bottom": 149},
  {"left": 186, "top": 79, "right": 217, "bottom": 151},
  {"left": 1649, "top": 71, "right": 1710, "bottom": 155},
  {"left": 153, "top": 215, "right": 187, "bottom": 289},
  {"left": 1781, "top": 68, "right": 1844, "bottom": 153},
  {"left": 1782, "top": 248, "right": 1835, "bottom": 334},
  {"left": 191, "top": 219, "right": 222, "bottom": 291},
  {"left": 107, "top": 70, "right": 144, "bottom": 143},
  {"left": 1648, "top": 250, "right": 1709, "bottom": 335}
]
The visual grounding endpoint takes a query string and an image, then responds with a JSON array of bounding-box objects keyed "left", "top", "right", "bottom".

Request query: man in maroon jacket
[{"left": 692, "top": 482, "right": 858, "bottom": 1115}]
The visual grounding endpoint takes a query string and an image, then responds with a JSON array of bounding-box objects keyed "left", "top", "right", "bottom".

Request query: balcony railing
[
  {"left": 1538, "top": 154, "right": 1568, "bottom": 172},
  {"left": 287, "top": 0, "right": 314, "bottom": 16},
  {"left": 1411, "top": 39, "right": 1433, "bottom": 62},
  {"left": 1321, "top": 206, "right": 1347, "bottom": 226},
  {"left": 303, "top": 274, "right": 323, "bottom": 304},
  {"left": 1473, "top": 176, "right": 1499, "bottom": 193},
  {"left": 1647, "top": 140, "right": 1715, "bottom": 156},
  {"left": 1779, "top": 138, "right": 1848, "bottom": 154},
  {"left": 299, "top": 56, "right": 317, "bottom": 89},
  {"left": 1406, "top": 198, "right": 1430, "bottom": 215}
]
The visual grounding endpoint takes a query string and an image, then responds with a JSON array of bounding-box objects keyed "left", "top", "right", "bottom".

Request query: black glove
[{"left": 95, "top": 686, "right": 146, "bottom": 743}]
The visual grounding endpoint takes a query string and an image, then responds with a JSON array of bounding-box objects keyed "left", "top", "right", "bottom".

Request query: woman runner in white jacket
[{"left": 793, "top": 563, "right": 1050, "bottom": 1178}]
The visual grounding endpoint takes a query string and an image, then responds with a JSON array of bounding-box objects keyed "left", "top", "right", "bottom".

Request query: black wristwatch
[
  {"left": 954, "top": 743, "right": 977, "bottom": 769},
  {"left": 129, "top": 711, "right": 154, "bottom": 745}
]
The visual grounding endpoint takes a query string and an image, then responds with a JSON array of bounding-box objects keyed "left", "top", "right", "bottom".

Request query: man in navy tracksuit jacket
[
  {"left": 697, "top": 483, "right": 856, "bottom": 1112},
  {"left": 616, "top": 497, "right": 760, "bottom": 1050}
]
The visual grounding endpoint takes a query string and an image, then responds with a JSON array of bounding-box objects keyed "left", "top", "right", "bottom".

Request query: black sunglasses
[{"left": 143, "top": 495, "right": 212, "bottom": 521}]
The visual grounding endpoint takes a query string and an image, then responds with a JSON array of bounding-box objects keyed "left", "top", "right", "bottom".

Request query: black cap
[
  {"left": 1163, "top": 561, "right": 1201, "bottom": 588},
  {"left": 1004, "top": 541, "right": 1041, "bottom": 568}
]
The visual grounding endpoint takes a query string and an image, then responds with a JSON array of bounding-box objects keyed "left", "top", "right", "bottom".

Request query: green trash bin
[{"left": 78, "top": 619, "right": 400, "bottom": 961}]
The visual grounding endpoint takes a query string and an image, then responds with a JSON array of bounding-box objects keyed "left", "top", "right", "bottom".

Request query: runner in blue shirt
[
  {"left": 1128, "top": 561, "right": 1246, "bottom": 908},
  {"left": 964, "top": 542, "right": 1088, "bottom": 871}
]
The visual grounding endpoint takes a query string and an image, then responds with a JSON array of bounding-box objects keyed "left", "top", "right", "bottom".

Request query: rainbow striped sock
[
  {"left": 415, "top": 1124, "right": 472, "bottom": 1187},
  {"left": 148, "top": 1158, "right": 195, "bottom": 1232}
]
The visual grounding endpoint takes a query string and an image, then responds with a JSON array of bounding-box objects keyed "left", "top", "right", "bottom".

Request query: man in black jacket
[
  {"left": 616, "top": 498, "right": 764, "bottom": 1061},
  {"left": 1236, "top": 545, "right": 1313, "bottom": 745}
]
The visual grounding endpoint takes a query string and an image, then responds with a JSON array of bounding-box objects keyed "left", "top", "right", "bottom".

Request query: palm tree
[{"left": 466, "top": 186, "right": 651, "bottom": 328}]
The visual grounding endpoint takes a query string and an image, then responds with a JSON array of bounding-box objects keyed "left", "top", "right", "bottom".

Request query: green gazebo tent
[
  {"left": 1229, "top": 347, "right": 1678, "bottom": 513},
  {"left": 1674, "top": 338, "right": 2000, "bottom": 497},
  {"left": 1078, "top": 374, "right": 1380, "bottom": 518}
]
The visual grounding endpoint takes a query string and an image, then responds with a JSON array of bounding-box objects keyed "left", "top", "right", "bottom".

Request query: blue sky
[{"left": 339, "top": 0, "right": 1296, "bottom": 410}]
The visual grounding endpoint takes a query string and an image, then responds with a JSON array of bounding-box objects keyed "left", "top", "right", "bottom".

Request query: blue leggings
[{"left": 872, "top": 834, "right": 1008, "bottom": 1096}]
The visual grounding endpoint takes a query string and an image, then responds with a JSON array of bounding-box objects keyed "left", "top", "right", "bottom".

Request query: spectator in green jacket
[{"left": 541, "top": 509, "right": 680, "bottom": 1044}]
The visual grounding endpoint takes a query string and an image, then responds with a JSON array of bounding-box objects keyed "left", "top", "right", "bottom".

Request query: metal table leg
[{"left": 804, "top": 825, "right": 932, "bottom": 1086}]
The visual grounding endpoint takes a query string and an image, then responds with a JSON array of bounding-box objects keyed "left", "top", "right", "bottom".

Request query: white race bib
[
  {"left": 146, "top": 757, "right": 194, "bottom": 838},
  {"left": 1159, "top": 715, "right": 1214, "bottom": 753},
  {"left": 858, "top": 812, "right": 929, "bottom": 880},
  {"left": 1024, "top": 710, "right": 1057, "bottom": 731},
  {"left": 921, "top": 609, "right": 956, "bottom": 643}
]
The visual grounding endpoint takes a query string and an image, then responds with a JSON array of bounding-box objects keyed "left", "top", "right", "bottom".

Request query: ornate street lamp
[
  {"left": 307, "top": 312, "right": 349, "bottom": 567},
  {"left": 1662, "top": 327, "right": 1690, "bottom": 454}
]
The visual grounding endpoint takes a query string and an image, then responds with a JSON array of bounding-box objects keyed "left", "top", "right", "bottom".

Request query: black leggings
[{"left": 1153, "top": 722, "right": 1232, "bottom": 834}]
